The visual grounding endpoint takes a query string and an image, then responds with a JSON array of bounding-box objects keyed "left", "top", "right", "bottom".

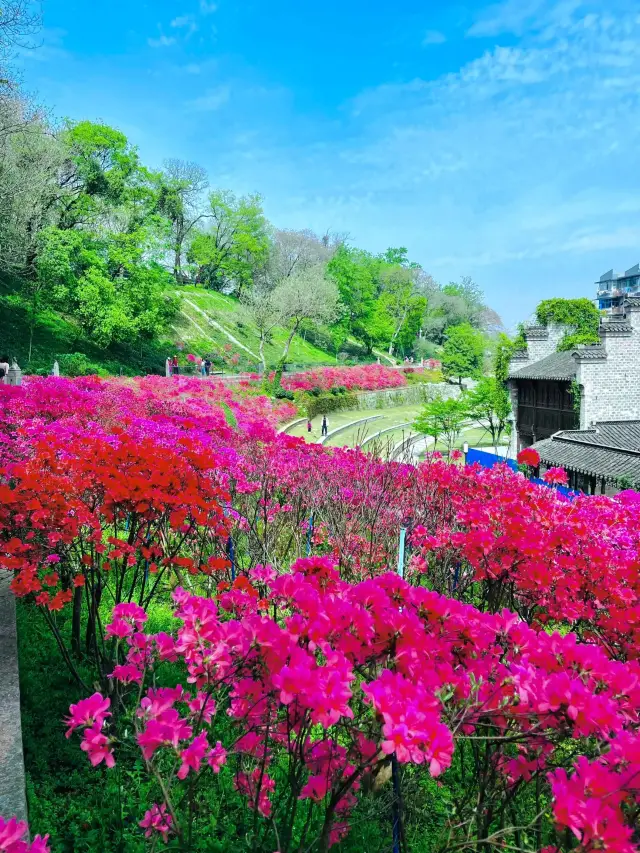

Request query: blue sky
[{"left": 19, "top": 0, "right": 640, "bottom": 326}]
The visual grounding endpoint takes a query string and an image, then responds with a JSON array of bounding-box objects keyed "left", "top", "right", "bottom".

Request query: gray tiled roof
[
  {"left": 508, "top": 350, "right": 577, "bottom": 380},
  {"left": 573, "top": 345, "right": 607, "bottom": 360},
  {"left": 600, "top": 321, "right": 632, "bottom": 334},
  {"left": 557, "top": 421, "right": 640, "bottom": 450},
  {"left": 533, "top": 420, "right": 640, "bottom": 482}
]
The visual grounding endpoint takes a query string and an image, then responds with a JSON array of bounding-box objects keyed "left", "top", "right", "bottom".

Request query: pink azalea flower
[{"left": 139, "top": 803, "right": 173, "bottom": 842}]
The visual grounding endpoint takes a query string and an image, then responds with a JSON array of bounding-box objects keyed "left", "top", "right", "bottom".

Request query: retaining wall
[
  {"left": 0, "top": 575, "right": 27, "bottom": 823},
  {"left": 353, "top": 382, "right": 462, "bottom": 410}
]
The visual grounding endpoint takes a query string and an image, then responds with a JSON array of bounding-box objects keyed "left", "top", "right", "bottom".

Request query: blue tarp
[
  {"left": 466, "top": 448, "right": 517, "bottom": 471},
  {"left": 465, "top": 448, "right": 578, "bottom": 499}
]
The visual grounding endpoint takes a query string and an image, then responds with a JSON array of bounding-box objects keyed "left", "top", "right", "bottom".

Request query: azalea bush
[
  {"left": 2, "top": 375, "right": 640, "bottom": 852},
  {"left": 281, "top": 364, "right": 407, "bottom": 393}
]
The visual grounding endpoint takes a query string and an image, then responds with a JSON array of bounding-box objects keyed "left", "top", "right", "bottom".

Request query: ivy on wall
[{"left": 535, "top": 298, "right": 601, "bottom": 352}]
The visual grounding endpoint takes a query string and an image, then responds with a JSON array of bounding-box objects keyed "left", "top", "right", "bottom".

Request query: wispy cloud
[
  {"left": 187, "top": 85, "right": 230, "bottom": 111},
  {"left": 467, "top": 0, "right": 583, "bottom": 38},
  {"left": 199, "top": 1, "right": 217, "bottom": 14},
  {"left": 423, "top": 30, "right": 446, "bottom": 45},
  {"left": 148, "top": 33, "right": 176, "bottom": 48},
  {"left": 171, "top": 14, "right": 198, "bottom": 35},
  {"left": 236, "top": 1, "right": 640, "bottom": 322}
]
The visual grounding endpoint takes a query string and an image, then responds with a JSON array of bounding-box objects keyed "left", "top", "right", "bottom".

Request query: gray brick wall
[
  {"left": 508, "top": 301, "right": 640, "bottom": 451},
  {"left": 578, "top": 311, "right": 640, "bottom": 425}
]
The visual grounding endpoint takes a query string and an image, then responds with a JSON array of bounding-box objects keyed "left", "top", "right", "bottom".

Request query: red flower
[
  {"left": 543, "top": 467, "right": 568, "bottom": 486},
  {"left": 517, "top": 448, "right": 540, "bottom": 467}
]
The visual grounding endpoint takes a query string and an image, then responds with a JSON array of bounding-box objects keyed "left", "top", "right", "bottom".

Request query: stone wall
[{"left": 353, "top": 382, "right": 462, "bottom": 410}]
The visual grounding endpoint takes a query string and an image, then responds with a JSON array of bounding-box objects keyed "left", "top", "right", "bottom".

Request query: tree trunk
[
  {"left": 259, "top": 335, "right": 267, "bottom": 374},
  {"left": 173, "top": 243, "right": 182, "bottom": 281},
  {"left": 71, "top": 585, "right": 83, "bottom": 658}
]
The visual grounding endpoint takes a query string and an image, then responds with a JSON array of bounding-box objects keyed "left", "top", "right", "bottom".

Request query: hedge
[{"left": 295, "top": 389, "right": 359, "bottom": 419}]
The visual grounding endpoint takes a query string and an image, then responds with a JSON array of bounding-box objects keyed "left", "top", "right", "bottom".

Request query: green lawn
[{"left": 289, "top": 404, "right": 424, "bottom": 447}]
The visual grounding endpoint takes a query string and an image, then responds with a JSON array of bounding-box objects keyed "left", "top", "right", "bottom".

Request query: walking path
[{"left": 0, "top": 573, "right": 27, "bottom": 823}]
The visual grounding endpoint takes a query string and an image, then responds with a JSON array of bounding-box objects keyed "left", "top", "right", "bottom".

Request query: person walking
[
  {"left": 200, "top": 359, "right": 207, "bottom": 377},
  {"left": 307, "top": 419, "right": 312, "bottom": 434},
  {"left": 172, "top": 355, "right": 180, "bottom": 376},
  {"left": 0, "top": 355, "right": 9, "bottom": 384},
  {"left": 166, "top": 357, "right": 172, "bottom": 377},
  {"left": 204, "top": 358, "right": 212, "bottom": 376},
  {"left": 321, "top": 416, "right": 328, "bottom": 437}
]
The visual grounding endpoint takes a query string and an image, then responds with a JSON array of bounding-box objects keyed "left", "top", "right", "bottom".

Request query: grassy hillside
[
  {"left": 171, "top": 286, "right": 341, "bottom": 370},
  {"left": 0, "top": 278, "right": 351, "bottom": 376}
]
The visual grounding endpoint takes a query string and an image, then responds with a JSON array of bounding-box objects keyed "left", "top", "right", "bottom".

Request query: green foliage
[
  {"left": 327, "top": 245, "right": 379, "bottom": 352},
  {"left": 189, "top": 190, "right": 269, "bottom": 294},
  {"left": 35, "top": 225, "right": 176, "bottom": 347},
  {"left": 535, "top": 298, "right": 600, "bottom": 351},
  {"left": 467, "top": 376, "right": 511, "bottom": 451},
  {"left": 557, "top": 331, "right": 601, "bottom": 352},
  {"left": 441, "top": 323, "right": 485, "bottom": 383},
  {"left": 414, "top": 394, "right": 469, "bottom": 455},
  {"left": 405, "top": 369, "right": 444, "bottom": 384},
  {"left": 494, "top": 332, "right": 515, "bottom": 385},
  {"left": 512, "top": 323, "right": 527, "bottom": 351},
  {"left": 296, "top": 389, "right": 358, "bottom": 419},
  {"left": 570, "top": 379, "right": 582, "bottom": 416}
]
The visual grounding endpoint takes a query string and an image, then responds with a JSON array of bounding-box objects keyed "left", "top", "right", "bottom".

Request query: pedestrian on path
[
  {"left": 0, "top": 355, "right": 9, "bottom": 384},
  {"left": 166, "top": 357, "right": 172, "bottom": 377},
  {"left": 172, "top": 355, "right": 180, "bottom": 376},
  {"left": 321, "top": 416, "right": 328, "bottom": 437},
  {"left": 307, "top": 419, "right": 312, "bottom": 433}
]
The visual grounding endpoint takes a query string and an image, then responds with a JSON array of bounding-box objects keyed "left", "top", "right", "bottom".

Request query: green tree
[
  {"left": 442, "top": 323, "right": 485, "bottom": 384},
  {"left": 56, "top": 121, "right": 142, "bottom": 229},
  {"left": 326, "top": 245, "right": 378, "bottom": 353},
  {"left": 467, "top": 376, "right": 511, "bottom": 455},
  {"left": 375, "top": 264, "right": 427, "bottom": 356},
  {"left": 35, "top": 225, "right": 175, "bottom": 348},
  {"left": 494, "top": 332, "right": 515, "bottom": 385},
  {"left": 188, "top": 189, "right": 269, "bottom": 295},
  {"left": 413, "top": 394, "right": 469, "bottom": 457}
]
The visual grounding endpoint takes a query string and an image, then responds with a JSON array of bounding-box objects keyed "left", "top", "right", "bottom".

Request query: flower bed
[
  {"left": 281, "top": 364, "right": 407, "bottom": 393},
  {"left": 2, "top": 375, "right": 640, "bottom": 853}
]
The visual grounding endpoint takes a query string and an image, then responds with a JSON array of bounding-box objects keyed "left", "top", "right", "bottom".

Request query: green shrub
[
  {"left": 296, "top": 390, "right": 358, "bottom": 419},
  {"left": 274, "top": 388, "right": 295, "bottom": 401},
  {"left": 56, "top": 352, "right": 109, "bottom": 377}
]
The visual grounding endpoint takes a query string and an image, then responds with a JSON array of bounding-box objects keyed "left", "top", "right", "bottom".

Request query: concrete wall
[
  {"left": 353, "top": 383, "right": 462, "bottom": 410},
  {"left": 0, "top": 575, "right": 27, "bottom": 823}
]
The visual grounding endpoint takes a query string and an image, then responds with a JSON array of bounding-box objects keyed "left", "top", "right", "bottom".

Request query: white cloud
[
  {"left": 423, "top": 30, "right": 446, "bottom": 45},
  {"left": 187, "top": 85, "right": 230, "bottom": 111},
  {"left": 200, "top": 1, "right": 217, "bottom": 13},
  {"left": 148, "top": 34, "right": 176, "bottom": 48},
  {"left": 171, "top": 15, "right": 195, "bottom": 29}
]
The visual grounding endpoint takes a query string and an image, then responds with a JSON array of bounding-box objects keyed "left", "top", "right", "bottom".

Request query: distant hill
[{"left": 0, "top": 278, "right": 365, "bottom": 377}]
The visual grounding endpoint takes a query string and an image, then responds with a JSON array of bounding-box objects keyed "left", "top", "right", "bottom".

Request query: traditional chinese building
[{"left": 508, "top": 295, "right": 640, "bottom": 493}]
